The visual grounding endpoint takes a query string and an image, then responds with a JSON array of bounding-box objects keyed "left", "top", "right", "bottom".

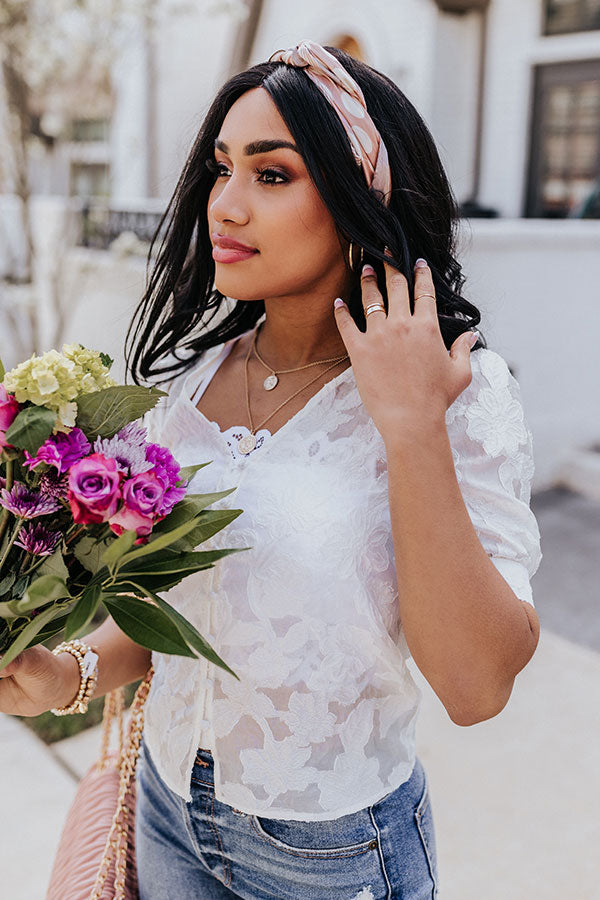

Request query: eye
[
  {"left": 205, "top": 158, "right": 225, "bottom": 176},
  {"left": 255, "top": 166, "right": 288, "bottom": 185},
  {"left": 204, "top": 158, "right": 288, "bottom": 186}
]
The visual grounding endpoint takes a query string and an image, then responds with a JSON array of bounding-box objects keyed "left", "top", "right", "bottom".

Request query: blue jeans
[{"left": 136, "top": 738, "right": 439, "bottom": 899}]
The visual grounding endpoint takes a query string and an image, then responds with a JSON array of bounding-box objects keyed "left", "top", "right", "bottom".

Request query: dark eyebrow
[{"left": 214, "top": 138, "right": 300, "bottom": 156}]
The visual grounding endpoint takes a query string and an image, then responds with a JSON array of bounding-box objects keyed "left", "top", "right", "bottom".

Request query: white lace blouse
[{"left": 141, "top": 324, "right": 542, "bottom": 820}]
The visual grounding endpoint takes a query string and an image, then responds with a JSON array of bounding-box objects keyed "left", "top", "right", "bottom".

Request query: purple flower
[
  {"left": 24, "top": 428, "right": 91, "bottom": 475},
  {"left": 14, "top": 523, "right": 62, "bottom": 556},
  {"left": 0, "top": 482, "right": 62, "bottom": 518},
  {"left": 93, "top": 423, "right": 152, "bottom": 475},
  {"left": 145, "top": 444, "right": 186, "bottom": 516},
  {"left": 68, "top": 453, "right": 122, "bottom": 524},
  {"left": 0, "top": 385, "right": 21, "bottom": 449},
  {"left": 108, "top": 471, "right": 165, "bottom": 537},
  {"left": 39, "top": 470, "right": 69, "bottom": 501},
  {"left": 118, "top": 423, "right": 148, "bottom": 445}
]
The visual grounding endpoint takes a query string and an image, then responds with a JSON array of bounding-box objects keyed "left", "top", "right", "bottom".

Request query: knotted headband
[{"left": 268, "top": 39, "right": 392, "bottom": 206}]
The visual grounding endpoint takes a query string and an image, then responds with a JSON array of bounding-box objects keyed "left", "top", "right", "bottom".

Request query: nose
[{"left": 208, "top": 172, "right": 250, "bottom": 226}]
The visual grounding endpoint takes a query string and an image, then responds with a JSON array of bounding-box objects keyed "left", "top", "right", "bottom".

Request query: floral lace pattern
[{"left": 142, "top": 334, "right": 542, "bottom": 819}]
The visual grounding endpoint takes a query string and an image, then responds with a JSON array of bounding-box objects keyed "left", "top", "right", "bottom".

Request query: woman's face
[{"left": 207, "top": 87, "right": 352, "bottom": 306}]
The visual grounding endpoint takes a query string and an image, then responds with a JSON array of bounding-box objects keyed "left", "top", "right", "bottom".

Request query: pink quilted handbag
[{"left": 46, "top": 668, "right": 154, "bottom": 900}]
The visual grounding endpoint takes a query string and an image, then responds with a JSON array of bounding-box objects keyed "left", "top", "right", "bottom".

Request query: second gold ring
[{"left": 365, "top": 304, "right": 386, "bottom": 317}]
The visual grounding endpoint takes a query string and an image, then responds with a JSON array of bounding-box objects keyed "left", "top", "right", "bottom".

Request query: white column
[{"left": 110, "top": 13, "right": 151, "bottom": 203}]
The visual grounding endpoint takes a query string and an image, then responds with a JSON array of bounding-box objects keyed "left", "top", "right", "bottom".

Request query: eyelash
[{"left": 205, "top": 158, "right": 289, "bottom": 186}]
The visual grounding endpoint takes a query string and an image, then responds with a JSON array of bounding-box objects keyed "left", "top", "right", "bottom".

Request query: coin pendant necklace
[
  {"left": 238, "top": 326, "right": 349, "bottom": 455},
  {"left": 252, "top": 321, "right": 349, "bottom": 391}
]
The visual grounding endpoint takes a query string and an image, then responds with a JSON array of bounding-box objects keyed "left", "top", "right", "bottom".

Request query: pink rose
[
  {"left": 0, "top": 385, "right": 21, "bottom": 449},
  {"left": 108, "top": 471, "right": 165, "bottom": 537},
  {"left": 68, "top": 453, "right": 122, "bottom": 524}
]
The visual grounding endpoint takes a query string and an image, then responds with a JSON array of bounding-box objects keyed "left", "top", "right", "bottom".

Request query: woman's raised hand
[
  {"left": 0, "top": 645, "right": 80, "bottom": 717},
  {"left": 333, "top": 256, "right": 478, "bottom": 442}
]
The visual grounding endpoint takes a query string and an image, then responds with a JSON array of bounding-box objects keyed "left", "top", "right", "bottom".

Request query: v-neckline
[{"left": 182, "top": 329, "right": 356, "bottom": 462}]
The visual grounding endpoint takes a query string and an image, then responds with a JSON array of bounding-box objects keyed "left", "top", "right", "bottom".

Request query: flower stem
[
  {"left": 65, "top": 524, "right": 86, "bottom": 547},
  {"left": 0, "top": 517, "right": 24, "bottom": 574},
  {"left": 19, "top": 552, "right": 32, "bottom": 575},
  {"left": 0, "top": 459, "right": 15, "bottom": 549}
]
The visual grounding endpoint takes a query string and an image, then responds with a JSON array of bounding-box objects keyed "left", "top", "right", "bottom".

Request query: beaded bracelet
[{"left": 50, "top": 639, "right": 99, "bottom": 716}]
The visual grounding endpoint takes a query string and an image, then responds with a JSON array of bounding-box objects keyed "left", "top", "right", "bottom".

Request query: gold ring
[
  {"left": 365, "top": 304, "right": 386, "bottom": 317},
  {"left": 415, "top": 294, "right": 436, "bottom": 302}
]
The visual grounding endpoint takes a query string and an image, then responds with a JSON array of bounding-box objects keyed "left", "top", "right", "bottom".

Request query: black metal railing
[{"left": 78, "top": 200, "right": 167, "bottom": 250}]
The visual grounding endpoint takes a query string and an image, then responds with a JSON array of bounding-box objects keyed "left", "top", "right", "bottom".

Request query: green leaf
[
  {"left": 120, "top": 547, "right": 246, "bottom": 577},
  {"left": 0, "top": 603, "right": 68, "bottom": 671},
  {"left": 73, "top": 535, "right": 107, "bottom": 574},
  {"left": 124, "top": 582, "right": 237, "bottom": 678},
  {"left": 11, "top": 575, "right": 30, "bottom": 602},
  {"left": 101, "top": 530, "right": 137, "bottom": 572},
  {"left": 176, "top": 463, "right": 211, "bottom": 486},
  {"left": 5, "top": 406, "right": 57, "bottom": 454},
  {"left": 0, "top": 573, "right": 16, "bottom": 596},
  {"left": 24, "top": 613, "right": 70, "bottom": 649},
  {"left": 151, "top": 491, "right": 237, "bottom": 536},
  {"left": 0, "top": 599, "right": 20, "bottom": 618},
  {"left": 170, "top": 509, "right": 243, "bottom": 552},
  {"left": 99, "top": 352, "right": 113, "bottom": 370},
  {"left": 36, "top": 550, "right": 69, "bottom": 582},
  {"left": 117, "top": 516, "right": 215, "bottom": 568},
  {"left": 106, "top": 571, "right": 199, "bottom": 594},
  {"left": 75, "top": 385, "right": 167, "bottom": 440},
  {"left": 64, "top": 583, "right": 103, "bottom": 639},
  {"left": 103, "top": 594, "right": 197, "bottom": 657},
  {"left": 17, "top": 575, "right": 71, "bottom": 613},
  {"left": 0, "top": 357, "right": 4, "bottom": 382}
]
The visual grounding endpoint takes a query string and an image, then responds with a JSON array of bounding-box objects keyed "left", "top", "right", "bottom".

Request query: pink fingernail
[
  {"left": 362, "top": 264, "right": 375, "bottom": 277},
  {"left": 334, "top": 297, "right": 345, "bottom": 309},
  {"left": 415, "top": 258, "right": 428, "bottom": 268}
]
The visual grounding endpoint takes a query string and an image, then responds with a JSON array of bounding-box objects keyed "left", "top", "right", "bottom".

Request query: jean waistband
[{"left": 195, "top": 746, "right": 214, "bottom": 764}]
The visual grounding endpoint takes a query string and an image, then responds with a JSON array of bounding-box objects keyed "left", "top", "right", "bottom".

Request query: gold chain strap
[
  {"left": 89, "top": 667, "right": 154, "bottom": 900},
  {"left": 98, "top": 689, "right": 124, "bottom": 772}
]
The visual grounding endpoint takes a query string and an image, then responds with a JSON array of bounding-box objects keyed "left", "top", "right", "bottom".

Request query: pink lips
[
  {"left": 212, "top": 246, "right": 258, "bottom": 263},
  {"left": 211, "top": 232, "right": 258, "bottom": 263}
]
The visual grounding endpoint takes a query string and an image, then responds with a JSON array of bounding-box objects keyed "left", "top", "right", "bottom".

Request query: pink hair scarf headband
[{"left": 268, "top": 39, "right": 392, "bottom": 207}]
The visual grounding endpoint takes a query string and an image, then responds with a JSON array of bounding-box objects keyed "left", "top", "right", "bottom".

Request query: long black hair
[{"left": 125, "top": 45, "right": 486, "bottom": 384}]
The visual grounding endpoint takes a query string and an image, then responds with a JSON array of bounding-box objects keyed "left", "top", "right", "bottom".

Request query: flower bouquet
[{"left": 0, "top": 344, "right": 243, "bottom": 677}]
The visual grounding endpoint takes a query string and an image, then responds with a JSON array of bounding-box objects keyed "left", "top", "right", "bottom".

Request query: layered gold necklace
[{"left": 236, "top": 324, "right": 350, "bottom": 455}]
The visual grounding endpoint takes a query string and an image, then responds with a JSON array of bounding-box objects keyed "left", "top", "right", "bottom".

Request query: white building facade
[{"left": 1, "top": 0, "right": 599, "bottom": 488}]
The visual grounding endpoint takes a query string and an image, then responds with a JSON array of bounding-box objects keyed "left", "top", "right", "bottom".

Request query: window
[
  {"left": 544, "top": 0, "right": 600, "bottom": 35},
  {"left": 70, "top": 162, "right": 110, "bottom": 198},
  {"left": 525, "top": 59, "right": 600, "bottom": 217},
  {"left": 70, "top": 119, "right": 109, "bottom": 142}
]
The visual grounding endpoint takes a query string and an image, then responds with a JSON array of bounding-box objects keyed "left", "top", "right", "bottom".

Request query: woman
[{"left": 0, "top": 41, "right": 542, "bottom": 899}]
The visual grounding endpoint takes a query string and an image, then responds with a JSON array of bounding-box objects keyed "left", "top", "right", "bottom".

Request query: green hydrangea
[{"left": 3, "top": 344, "right": 115, "bottom": 430}]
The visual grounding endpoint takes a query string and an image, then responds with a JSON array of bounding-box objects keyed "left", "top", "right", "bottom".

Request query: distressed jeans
[{"left": 136, "top": 738, "right": 439, "bottom": 899}]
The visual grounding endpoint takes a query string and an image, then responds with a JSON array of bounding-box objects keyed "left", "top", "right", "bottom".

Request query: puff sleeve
[{"left": 445, "top": 348, "right": 543, "bottom": 607}]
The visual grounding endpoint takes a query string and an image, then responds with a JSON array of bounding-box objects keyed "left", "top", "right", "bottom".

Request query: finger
[
  {"left": 333, "top": 297, "right": 360, "bottom": 350},
  {"left": 0, "top": 653, "right": 22, "bottom": 678},
  {"left": 359, "top": 264, "right": 387, "bottom": 328},
  {"left": 382, "top": 248, "right": 410, "bottom": 319},
  {"left": 450, "top": 329, "right": 480, "bottom": 359},
  {"left": 450, "top": 331, "right": 479, "bottom": 379},
  {"left": 360, "top": 265, "right": 387, "bottom": 331},
  {"left": 413, "top": 258, "right": 438, "bottom": 320}
]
